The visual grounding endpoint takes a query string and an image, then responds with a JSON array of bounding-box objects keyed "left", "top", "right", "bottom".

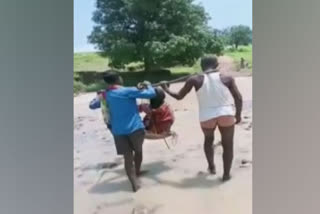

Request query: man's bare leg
[
  {"left": 218, "top": 125, "right": 235, "bottom": 181},
  {"left": 202, "top": 127, "right": 216, "bottom": 174},
  {"left": 124, "top": 151, "right": 140, "bottom": 192},
  {"left": 130, "top": 129, "right": 147, "bottom": 177},
  {"left": 134, "top": 151, "right": 147, "bottom": 177}
]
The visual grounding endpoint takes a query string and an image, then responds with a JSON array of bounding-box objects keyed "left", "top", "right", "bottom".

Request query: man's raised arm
[
  {"left": 160, "top": 77, "right": 195, "bottom": 100},
  {"left": 126, "top": 86, "right": 156, "bottom": 99}
]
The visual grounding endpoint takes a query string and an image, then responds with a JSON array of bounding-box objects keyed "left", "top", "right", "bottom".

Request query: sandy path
[
  {"left": 219, "top": 55, "right": 252, "bottom": 77},
  {"left": 74, "top": 56, "right": 252, "bottom": 214}
]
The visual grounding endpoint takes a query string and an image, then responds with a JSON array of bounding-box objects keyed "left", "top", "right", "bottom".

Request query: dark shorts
[{"left": 113, "top": 129, "right": 145, "bottom": 155}]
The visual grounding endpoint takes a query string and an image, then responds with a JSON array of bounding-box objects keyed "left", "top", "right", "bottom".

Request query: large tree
[
  {"left": 88, "top": 0, "right": 222, "bottom": 71},
  {"left": 225, "top": 25, "right": 252, "bottom": 49}
]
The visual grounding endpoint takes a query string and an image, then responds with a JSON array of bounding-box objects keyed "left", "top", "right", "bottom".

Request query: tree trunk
[
  {"left": 144, "top": 57, "right": 151, "bottom": 72},
  {"left": 235, "top": 43, "right": 239, "bottom": 49},
  {"left": 144, "top": 54, "right": 154, "bottom": 72}
]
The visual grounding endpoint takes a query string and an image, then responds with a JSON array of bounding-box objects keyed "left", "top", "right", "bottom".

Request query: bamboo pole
[{"left": 151, "top": 68, "right": 219, "bottom": 87}]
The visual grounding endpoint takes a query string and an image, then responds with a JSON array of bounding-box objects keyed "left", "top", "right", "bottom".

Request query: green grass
[
  {"left": 74, "top": 52, "right": 110, "bottom": 72},
  {"left": 170, "top": 64, "right": 199, "bottom": 74},
  {"left": 74, "top": 46, "right": 252, "bottom": 73},
  {"left": 224, "top": 45, "right": 252, "bottom": 70},
  {"left": 73, "top": 52, "right": 200, "bottom": 74},
  {"left": 73, "top": 46, "right": 252, "bottom": 94}
]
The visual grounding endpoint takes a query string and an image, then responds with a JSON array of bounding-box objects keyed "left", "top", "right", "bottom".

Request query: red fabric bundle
[{"left": 139, "top": 103, "right": 174, "bottom": 134}]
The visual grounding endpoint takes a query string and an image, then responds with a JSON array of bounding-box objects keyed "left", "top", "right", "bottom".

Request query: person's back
[
  {"left": 196, "top": 72, "right": 235, "bottom": 122},
  {"left": 98, "top": 71, "right": 156, "bottom": 192},
  {"left": 107, "top": 87, "right": 147, "bottom": 135},
  {"left": 161, "top": 56, "right": 243, "bottom": 181}
]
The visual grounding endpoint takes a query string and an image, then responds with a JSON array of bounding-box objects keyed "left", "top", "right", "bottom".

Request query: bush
[
  {"left": 226, "top": 47, "right": 237, "bottom": 52},
  {"left": 86, "top": 81, "right": 105, "bottom": 92},
  {"left": 206, "top": 36, "right": 224, "bottom": 56},
  {"left": 74, "top": 81, "right": 86, "bottom": 94},
  {"left": 74, "top": 72, "right": 80, "bottom": 81},
  {"left": 126, "top": 62, "right": 145, "bottom": 72},
  {"left": 73, "top": 69, "right": 192, "bottom": 93}
]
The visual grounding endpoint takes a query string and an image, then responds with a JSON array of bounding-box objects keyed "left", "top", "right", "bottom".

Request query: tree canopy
[
  {"left": 221, "top": 25, "right": 252, "bottom": 49},
  {"left": 88, "top": 0, "right": 223, "bottom": 71}
]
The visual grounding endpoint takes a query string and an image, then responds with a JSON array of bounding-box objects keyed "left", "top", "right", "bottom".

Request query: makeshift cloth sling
[{"left": 139, "top": 101, "right": 178, "bottom": 149}]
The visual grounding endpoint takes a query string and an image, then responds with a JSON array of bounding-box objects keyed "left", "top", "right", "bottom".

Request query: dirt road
[{"left": 74, "top": 56, "right": 252, "bottom": 214}]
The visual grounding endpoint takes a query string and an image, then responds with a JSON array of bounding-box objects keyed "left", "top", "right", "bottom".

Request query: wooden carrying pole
[{"left": 151, "top": 68, "right": 219, "bottom": 87}]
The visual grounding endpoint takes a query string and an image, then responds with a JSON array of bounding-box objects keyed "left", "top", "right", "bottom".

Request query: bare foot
[
  {"left": 222, "top": 174, "right": 232, "bottom": 182},
  {"left": 208, "top": 165, "right": 216, "bottom": 175},
  {"left": 131, "top": 182, "right": 141, "bottom": 193},
  {"left": 136, "top": 170, "right": 149, "bottom": 177}
]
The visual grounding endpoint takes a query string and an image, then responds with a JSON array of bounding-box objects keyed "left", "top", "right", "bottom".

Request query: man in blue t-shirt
[{"left": 91, "top": 71, "right": 156, "bottom": 192}]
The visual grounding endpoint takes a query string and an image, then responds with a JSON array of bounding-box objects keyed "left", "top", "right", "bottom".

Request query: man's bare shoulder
[
  {"left": 187, "top": 73, "right": 204, "bottom": 82},
  {"left": 219, "top": 73, "right": 234, "bottom": 80},
  {"left": 219, "top": 73, "right": 234, "bottom": 87},
  {"left": 186, "top": 74, "right": 198, "bottom": 82},
  {"left": 185, "top": 73, "right": 203, "bottom": 90}
]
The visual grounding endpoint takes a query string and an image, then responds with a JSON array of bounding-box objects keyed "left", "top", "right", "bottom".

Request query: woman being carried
[
  {"left": 90, "top": 85, "right": 176, "bottom": 140},
  {"left": 139, "top": 87, "right": 176, "bottom": 140}
]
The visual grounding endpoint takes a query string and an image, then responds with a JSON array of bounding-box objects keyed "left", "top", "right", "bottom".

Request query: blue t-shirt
[{"left": 106, "top": 86, "right": 156, "bottom": 135}]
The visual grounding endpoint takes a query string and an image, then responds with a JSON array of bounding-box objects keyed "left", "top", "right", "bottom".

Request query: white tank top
[{"left": 196, "top": 72, "right": 235, "bottom": 122}]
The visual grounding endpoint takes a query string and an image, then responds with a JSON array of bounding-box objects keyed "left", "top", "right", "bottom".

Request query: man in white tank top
[{"left": 161, "top": 56, "right": 243, "bottom": 181}]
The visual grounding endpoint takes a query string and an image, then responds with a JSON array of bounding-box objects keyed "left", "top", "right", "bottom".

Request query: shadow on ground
[
  {"left": 89, "top": 161, "right": 171, "bottom": 194},
  {"left": 89, "top": 161, "right": 224, "bottom": 194}
]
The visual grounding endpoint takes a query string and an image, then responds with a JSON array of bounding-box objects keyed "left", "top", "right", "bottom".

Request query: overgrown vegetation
[
  {"left": 224, "top": 45, "right": 252, "bottom": 71},
  {"left": 73, "top": 45, "right": 252, "bottom": 94},
  {"left": 74, "top": 72, "right": 86, "bottom": 94},
  {"left": 73, "top": 0, "right": 252, "bottom": 95},
  {"left": 74, "top": 52, "right": 110, "bottom": 72},
  {"left": 215, "top": 25, "right": 252, "bottom": 49}
]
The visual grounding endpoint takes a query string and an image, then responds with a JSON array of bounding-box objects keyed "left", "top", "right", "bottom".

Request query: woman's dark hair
[
  {"left": 150, "top": 87, "right": 166, "bottom": 109},
  {"left": 102, "top": 70, "right": 121, "bottom": 84}
]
